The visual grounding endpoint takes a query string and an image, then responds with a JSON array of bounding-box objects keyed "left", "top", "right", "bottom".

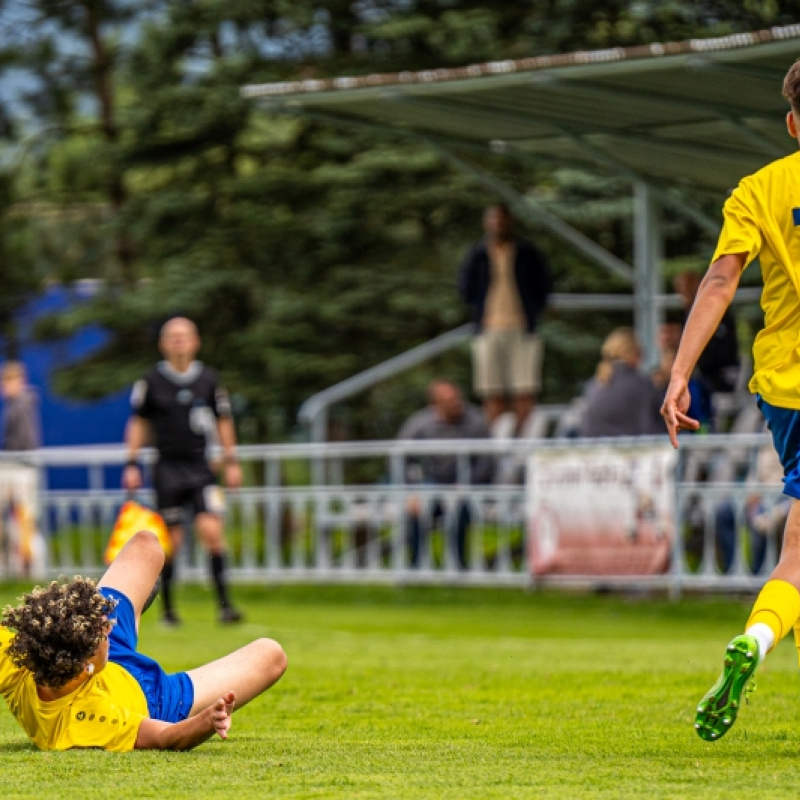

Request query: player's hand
[
  {"left": 210, "top": 691, "right": 235, "bottom": 739},
  {"left": 660, "top": 374, "right": 699, "bottom": 448},
  {"left": 123, "top": 464, "right": 142, "bottom": 492},
  {"left": 224, "top": 461, "right": 242, "bottom": 490}
]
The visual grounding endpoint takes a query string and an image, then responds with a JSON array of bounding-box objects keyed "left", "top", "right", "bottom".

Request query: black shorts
[{"left": 154, "top": 461, "right": 226, "bottom": 526}]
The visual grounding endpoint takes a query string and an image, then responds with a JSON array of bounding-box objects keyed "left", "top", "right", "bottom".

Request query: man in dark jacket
[{"left": 458, "top": 203, "right": 552, "bottom": 433}]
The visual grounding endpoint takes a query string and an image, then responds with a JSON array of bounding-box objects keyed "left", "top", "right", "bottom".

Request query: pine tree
[{"left": 1, "top": 1, "right": 792, "bottom": 436}]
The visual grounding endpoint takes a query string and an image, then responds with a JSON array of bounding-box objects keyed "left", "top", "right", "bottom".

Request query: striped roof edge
[{"left": 241, "top": 23, "right": 800, "bottom": 99}]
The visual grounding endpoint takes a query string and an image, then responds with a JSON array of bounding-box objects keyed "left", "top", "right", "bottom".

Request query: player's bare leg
[
  {"left": 195, "top": 511, "right": 242, "bottom": 623},
  {"left": 98, "top": 530, "right": 165, "bottom": 633},
  {"left": 195, "top": 511, "right": 224, "bottom": 551},
  {"left": 187, "top": 638, "right": 287, "bottom": 714},
  {"left": 482, "top": 394, "right": 505, "bottom": 426},
  {"left": 513, "top": 392, "right": 535, "bottom": 436},
  {"left": 767, "top": 499, "right": 800, "bottom": 586}
]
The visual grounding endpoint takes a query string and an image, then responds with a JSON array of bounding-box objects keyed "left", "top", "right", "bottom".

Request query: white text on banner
[{"left": 527, "top": 446, "right": 677, "bottom": 576}]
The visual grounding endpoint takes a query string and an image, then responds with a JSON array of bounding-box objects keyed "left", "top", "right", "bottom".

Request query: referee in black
[{"left": 123, "top": 316, "right": 243, "bottom": 625}]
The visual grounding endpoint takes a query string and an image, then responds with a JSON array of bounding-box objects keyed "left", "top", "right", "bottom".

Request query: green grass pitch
[{"left": 1, "top": 583, "right": 799, "bottom": 799}]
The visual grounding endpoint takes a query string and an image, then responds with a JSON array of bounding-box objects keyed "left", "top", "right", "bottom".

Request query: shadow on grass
[{"left": 0, "top": 741, "right": 37, "bottom": 752}]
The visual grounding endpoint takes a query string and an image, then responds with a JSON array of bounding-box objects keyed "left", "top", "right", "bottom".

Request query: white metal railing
[
  {"left": 297, "top": 286, "right": 763, "bottom": 442},
  {"left": 0, "top": 432, "right": 784, "bottom": 593}
]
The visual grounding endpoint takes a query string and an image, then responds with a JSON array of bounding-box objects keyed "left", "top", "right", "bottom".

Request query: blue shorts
[
  {"left": 100, "top": 587, "right": 194, "bottom": 723},
  {"left": 756, "top": 396, "right": 800, "bottom": 500}
]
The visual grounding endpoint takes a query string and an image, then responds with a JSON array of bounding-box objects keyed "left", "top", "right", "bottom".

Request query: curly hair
[{"left": 1, "top": 578, "right": 116, "bottom": 689}]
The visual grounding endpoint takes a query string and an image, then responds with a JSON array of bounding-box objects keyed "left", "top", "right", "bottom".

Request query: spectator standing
[
  {"left": 458, "top": 203, "right": 552, "bottom": 434},
  {"left": 0, "top": 362, "right": 40, "bottom": 451},
  {"left": 122, "top": 317, "right": 243, "bottom": 626},
  {"left": 0, "top": 361, "right": 44, "bottom": 578},
  {"left": 397, "top": 380, "right": 493, "bottom": 569},
  {"left": 580, "top": 327, "right": 663, "bottom": 437}
]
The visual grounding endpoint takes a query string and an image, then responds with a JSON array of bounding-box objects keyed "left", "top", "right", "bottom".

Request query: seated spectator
[
  {"left": 397, "top": 380, "right": 493, "bottom": 569},
  {"left": 651, "top": 316, "right": 712, "bottom": 432},
  {"left": 579, "top": 327, "right": 663, "bottom": 437},
  {"left": 716, "top": 443, "right": 787, "bottom": 575},
  {"left": 674, "top": 270, "right": 740, "bottom": 394}
]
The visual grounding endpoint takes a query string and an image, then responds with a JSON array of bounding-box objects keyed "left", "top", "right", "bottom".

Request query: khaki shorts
[{"left": 471, "top": 330, "right": 543, "bottom": 397}]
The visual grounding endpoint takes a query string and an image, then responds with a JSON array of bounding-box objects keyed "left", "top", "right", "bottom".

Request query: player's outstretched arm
[{"left": 134, "top": 691, "right": 235, "bottom": 750}]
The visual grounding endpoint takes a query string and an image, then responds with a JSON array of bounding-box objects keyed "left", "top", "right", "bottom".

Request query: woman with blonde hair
[
  {"left": 580, "top": 326, "right": 664, "bottom": 437},
  {"left": 594, "top": 327, "right": 640, "bottom": 385}
]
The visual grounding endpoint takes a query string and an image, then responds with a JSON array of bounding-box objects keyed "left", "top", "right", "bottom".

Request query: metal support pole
[
  {"left": 311, "top": 408, "right": 328, "bottom": 444},
  {"left": 633, "top": 182, "right": 662, "bottom": 370},
  {"left": 311, "top": 408, "right": 327, "bottom": 484}
]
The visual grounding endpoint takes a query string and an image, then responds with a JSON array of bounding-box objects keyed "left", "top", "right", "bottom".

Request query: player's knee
[
  {"left": 129, "top": 529, "right": 165, "bottom": 566},
  {"left": 254, "top": 637, "right": 287, "bottom": 680},
  {"left": 196, "top": 514, "right": 224, "bottom": 547}
]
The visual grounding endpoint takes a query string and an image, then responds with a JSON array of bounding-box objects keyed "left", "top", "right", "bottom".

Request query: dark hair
[
  {"left": 782, "top": 60, "right": 800, "bottom": 111},
  {"left": 663, "top": 308, "right": 687, "bottom": 326},
  {"left": 2, "top": 578, "right": 116, "bottom": 688},
  {"left": 484, "top": 202, "right": 511, "bottom": 217}
]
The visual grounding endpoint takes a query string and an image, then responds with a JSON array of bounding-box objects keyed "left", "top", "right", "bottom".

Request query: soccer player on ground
[
  {"left": 662, "top": 59, "right": 800, "bottom": 741},
  {"left": 123, "top": 316, "right": 243, "bottom": 625},
  {"left": 0, "top": 530, "right": 287, "bottom": 751}
]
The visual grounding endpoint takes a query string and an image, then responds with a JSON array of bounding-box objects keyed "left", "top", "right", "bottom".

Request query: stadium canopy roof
[
  {"left": 243, "top": 25, "right": 800, "bottom": 195},
  {"left": 242, "top": 26, "right": 800, "bottom": 415}
]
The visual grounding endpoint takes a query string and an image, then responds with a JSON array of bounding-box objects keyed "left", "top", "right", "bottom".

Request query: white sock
[{"left": 744, "top": 622, "right": 775, "bottom": 663}]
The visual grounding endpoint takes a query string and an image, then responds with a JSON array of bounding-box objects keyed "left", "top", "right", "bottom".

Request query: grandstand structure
[
  {"left": 243, "top": 25, "right": 800, "bottom": 439},
  {"left": 5, "top": 29, "right": 799, "bottom": 593}
]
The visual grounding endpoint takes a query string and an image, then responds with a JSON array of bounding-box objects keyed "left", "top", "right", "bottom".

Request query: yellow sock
[{"left": 746, "top": 579, "right": 800, "bottom": 653}]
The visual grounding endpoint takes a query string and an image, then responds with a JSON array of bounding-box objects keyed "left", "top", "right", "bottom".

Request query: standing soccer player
[
  {"left": 123, "top": 317, "right": 243, "bottom": 626},
  {"left": 662, "top": 59, "right": 800, "bottom": 742}
]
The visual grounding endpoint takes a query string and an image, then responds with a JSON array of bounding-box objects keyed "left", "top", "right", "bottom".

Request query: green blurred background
[{"left": 0, "top": 1, "right": 782, "bottom": 442}]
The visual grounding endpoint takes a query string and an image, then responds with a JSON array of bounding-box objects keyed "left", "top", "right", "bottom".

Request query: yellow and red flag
[{"left": 104, "top": 500, "right": 171, "bottom": 565}]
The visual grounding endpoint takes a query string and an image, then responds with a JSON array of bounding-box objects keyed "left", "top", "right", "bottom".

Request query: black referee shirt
[{"left": 130, "top": 361, "right": 232, "bottom": 462}]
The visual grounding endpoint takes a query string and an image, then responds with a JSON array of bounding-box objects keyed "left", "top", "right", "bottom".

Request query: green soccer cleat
[{"left": 694, "top": 634, "right": 759, "bottom": 742}]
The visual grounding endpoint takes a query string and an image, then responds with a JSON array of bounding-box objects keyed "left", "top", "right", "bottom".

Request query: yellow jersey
[
  {"left": 713, "top": 150, "right": 800, "bottom": 408},
  {"left": 0, "top": 627, "right": 148, "bottom": 751}
]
